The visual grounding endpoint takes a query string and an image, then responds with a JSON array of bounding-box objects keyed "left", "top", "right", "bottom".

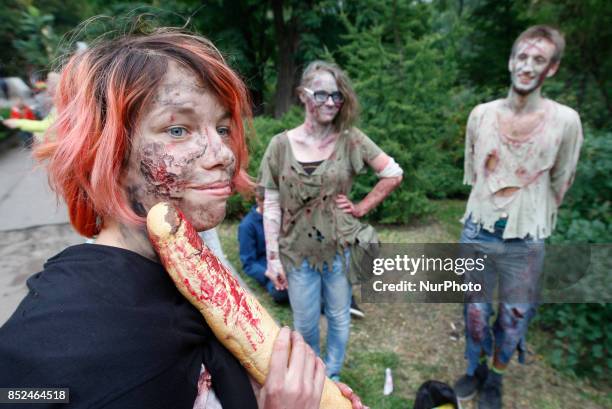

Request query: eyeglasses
[{"left": 303, "top": 88, "right": 344, "bottom": 105}]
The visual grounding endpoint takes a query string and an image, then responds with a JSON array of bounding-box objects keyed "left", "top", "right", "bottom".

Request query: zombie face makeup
[
  {"left": 301, "top": 71, "right": 342, "bottom": 126},
  {"left": 509, "top": 38, "right": 558, "bottom": 95},
  {"left": 123, "top": 61, "right": 236, "bottom": 231}
]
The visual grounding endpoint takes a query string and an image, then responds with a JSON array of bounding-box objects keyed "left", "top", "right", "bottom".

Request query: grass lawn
[{"left": 216, "top": 199, "right": 611, "bottom": 408}]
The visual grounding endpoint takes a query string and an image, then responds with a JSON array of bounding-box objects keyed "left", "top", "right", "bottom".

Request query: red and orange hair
[{"left": 35, "top": 29, "right": 253, "bottom": 237}]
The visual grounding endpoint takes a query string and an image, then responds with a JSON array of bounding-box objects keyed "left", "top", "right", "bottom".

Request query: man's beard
[{"left": 511, "top": 66, "right": 550, "bottom": 95}]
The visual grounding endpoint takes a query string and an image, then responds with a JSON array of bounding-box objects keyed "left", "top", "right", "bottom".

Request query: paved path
[
  {"left": 0, "top": 144, "right": 81, "bottom": 324},
  {"left": 0, "top": 144, "right": 69, "bottom": 231}
]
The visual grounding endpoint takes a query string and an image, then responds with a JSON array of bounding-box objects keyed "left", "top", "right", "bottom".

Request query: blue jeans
[
  {"left": 460, "top": 217, "right": 544, "bottom": 375},
  {"left": 287, "top": 251, "right": 351, "bottom": 378}
]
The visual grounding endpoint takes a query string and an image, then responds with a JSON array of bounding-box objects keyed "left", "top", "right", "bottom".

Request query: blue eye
[
  {"left": 217, "top": 126, "right": 231, "bottom": 138},
  {"left": 167, "top": 126, "right": 187, "bottom": 138}
]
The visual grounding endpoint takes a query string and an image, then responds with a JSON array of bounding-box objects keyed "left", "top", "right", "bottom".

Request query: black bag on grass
[{"left": 413, "top": 380, "right": 458, "bottom": 409}]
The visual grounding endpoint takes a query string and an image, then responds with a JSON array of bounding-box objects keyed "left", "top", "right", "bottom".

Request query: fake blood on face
[{"left": 140, "top": 151, "right": 187, "bottom": 197}]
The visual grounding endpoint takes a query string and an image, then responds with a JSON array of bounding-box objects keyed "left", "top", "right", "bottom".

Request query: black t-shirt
[{"left": 0, "top": 244, "right": 257, "bottom": 409}]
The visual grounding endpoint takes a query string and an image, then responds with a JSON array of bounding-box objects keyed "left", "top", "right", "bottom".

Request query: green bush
[
  {"left": 536, "top": 303, "right": 612, "bottom": 381},
  {"left": 550, "top": 130, "right": 612, "bottom": 244},
  {"left": 536, "top": 129, "right": 612, "bottom": 383}
]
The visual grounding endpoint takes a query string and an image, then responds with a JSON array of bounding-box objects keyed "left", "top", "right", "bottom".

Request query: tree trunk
[
  {"left": 236, "top": 0, "right": 271, "bottom": 116},
  {"left": 271, "top": 0, "right": 299, "bottom": 118}
]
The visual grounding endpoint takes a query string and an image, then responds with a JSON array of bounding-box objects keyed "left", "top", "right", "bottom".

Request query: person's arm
[
  {"left": 2, "top": 115, "right": 52, "bottom": 133},
  {"left": 463, "top": 106, "right": 480, "bottom": 185},
  {"left": 238, "top": 221, "right": 268, "bottom": 286},
  {"left": 550, "top": 110, "right": 583, "bottom": 206},
  {"left": 336, "top": 154, "right": 402, "bottom": 217},
  {"left": 336, "top": 153, "right": 403, "bottom": 218},
  {"left": 263, "top": 189, "right": 287, "bottom": 290}
]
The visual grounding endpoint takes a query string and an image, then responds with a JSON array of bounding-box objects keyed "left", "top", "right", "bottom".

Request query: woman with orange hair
[{"left": 0, "top": 31, "right": 366, "bottom": 409}]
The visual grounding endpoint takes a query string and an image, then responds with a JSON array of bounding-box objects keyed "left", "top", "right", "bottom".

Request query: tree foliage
[{"left": 12, "top": 6, "right": 59, "bottom": 74}]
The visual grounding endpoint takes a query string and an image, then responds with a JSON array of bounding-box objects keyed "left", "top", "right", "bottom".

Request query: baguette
[{"left": 147, "top": 202, "right": 352, "bottom": 409}]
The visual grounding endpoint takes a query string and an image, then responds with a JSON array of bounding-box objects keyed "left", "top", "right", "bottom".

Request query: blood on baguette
[{"left": 146, "top": 202, "right": 352, "bottom": 409}]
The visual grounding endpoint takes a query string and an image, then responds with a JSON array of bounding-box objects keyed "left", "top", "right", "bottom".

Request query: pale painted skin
[
  {"left": 505, "top": 37, "right": 558, "bottom": 114},
  {"left": 96, "top": 62, "right": 236, "bottom": 260},
  {"left": 265, "top": 70, "right": 402, "bottom": 290},
  {"left": 510, "top": 38, "right": 557, "bottom": 96},
  {"left": 481, "top": 37, "right": 562, "bottom": 198}
]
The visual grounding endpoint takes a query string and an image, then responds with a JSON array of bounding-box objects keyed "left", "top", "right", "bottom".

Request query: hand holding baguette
[{"left": 146, "top": 202, "right": 354, "bottom": 409}]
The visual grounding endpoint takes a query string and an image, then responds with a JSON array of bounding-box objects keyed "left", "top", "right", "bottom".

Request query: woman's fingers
[
  {"left": 276, "top": 270, "right": 288, "bottom": 290},
  {"left": 336, "top": 196, "right": 349, "bottom": 204},
  {"left": 301, "top": 348, "right": 316, "bottom": 400},
  {"left": 259, "top": 327, "right": 291, "bottom": 409},
  {"left": 268, "top": 273, "right": 281, "bottom": 290},
  {"left": 267, "top": 327, "right": 291, "bottom": 382},
  {"left": 336, "top": 196, "right": 355, "bottom": 214},
  {"left": 335, "top": 381, "right": 352, "bottom": 397},
  {"left": 335, "top": 381, "right": 367, "bottom": 409},
  {"left": 285, "top": 332, "right": 314, "bottom": 407},
  {"left": 287, "top": 331, "right": 306, "bottom": 377},
  {"left": 312, "top": 357, "right": 326, "bottom": 402},
  {"left": 267, "top": 262, "right": 288, "bottom": 290},
  {"left": 302, "top": 348, "right": 315, "bottom": 381},
  {"left": 262, "top": 330, "right": 326, "bottom": 409}
]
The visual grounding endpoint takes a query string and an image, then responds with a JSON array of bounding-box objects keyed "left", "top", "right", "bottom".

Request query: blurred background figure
[
  {"left": 7, "top": 98, "right": 35, "bottom": 148},
  {"left": 32, "top": 71, "right": 59, "bottom": 119},
  {"left": 2, "top": 72, "right": 59, "bottom": 144}
]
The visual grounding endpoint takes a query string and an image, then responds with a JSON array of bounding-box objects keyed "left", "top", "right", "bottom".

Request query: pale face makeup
[
  {"left": 302, "top": 71, "right": 341, "bottom": 126},
  {"left": 123, "top": 61, "right": 236, "bottom": 232},
  {"left": 509, "top": 38, "right": 557, "bottom": 95}
]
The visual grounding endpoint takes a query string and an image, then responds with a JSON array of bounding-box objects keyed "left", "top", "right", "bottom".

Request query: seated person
[{"left": 238, "top": 191, "right": 289, "bottom": 303}]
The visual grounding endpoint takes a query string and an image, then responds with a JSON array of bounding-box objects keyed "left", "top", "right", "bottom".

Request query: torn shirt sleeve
[
  {"left": 463, "top": 106, "right": 480, "bottom": 186},
  {"left": 550, "top": 110, "right": 583, "bottom": 205},
  {"left": 258, "top": 137, "right": 280, "bottom": 190},
  {"left": 349, "top": 127, "right": 384, "bottom": 174}
]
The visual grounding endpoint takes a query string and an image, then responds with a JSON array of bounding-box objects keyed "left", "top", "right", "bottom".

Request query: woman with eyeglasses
[{"left": 259, "top": 60, "right": 403, "bottom": 380}]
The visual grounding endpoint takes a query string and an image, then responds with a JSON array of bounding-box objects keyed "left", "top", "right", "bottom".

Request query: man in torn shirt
[{"left": 454, "top": 25, "right": 582, "bottom": 409}]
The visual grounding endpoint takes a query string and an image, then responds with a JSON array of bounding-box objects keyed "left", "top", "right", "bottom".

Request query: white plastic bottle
[{"left": 383, "top": 367, "right": 393, "bottom": 396}]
